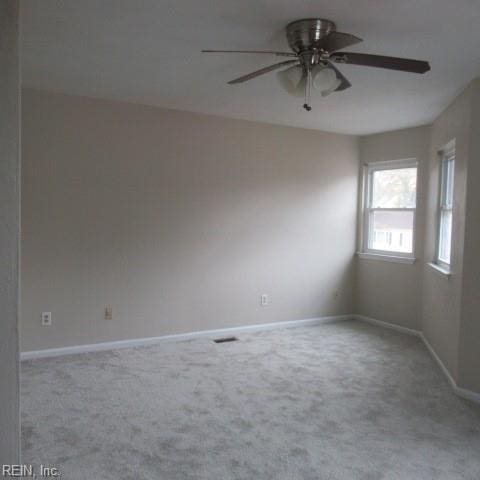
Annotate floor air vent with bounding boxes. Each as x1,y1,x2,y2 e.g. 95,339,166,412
213,336,238,344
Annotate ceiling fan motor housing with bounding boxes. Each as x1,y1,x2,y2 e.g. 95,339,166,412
286,18,336,53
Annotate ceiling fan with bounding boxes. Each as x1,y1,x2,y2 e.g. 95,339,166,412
202,18,430,111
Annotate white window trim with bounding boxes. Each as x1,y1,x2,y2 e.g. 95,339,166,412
360,158,418,261
434,145,455,272
357,252,416,264
427,262,451,279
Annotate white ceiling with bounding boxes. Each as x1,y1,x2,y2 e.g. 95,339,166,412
21,0,480,135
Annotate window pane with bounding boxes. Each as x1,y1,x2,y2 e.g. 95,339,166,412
372,167,417,208
444,158,455,207
438,209,452,264
370,210,414,253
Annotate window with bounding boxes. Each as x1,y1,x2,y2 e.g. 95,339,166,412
362,159,418,258
436,150,455,269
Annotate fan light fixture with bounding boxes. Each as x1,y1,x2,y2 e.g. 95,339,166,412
276,65,304,97
203,18,431,112
277,64,342,101
312,65,342,96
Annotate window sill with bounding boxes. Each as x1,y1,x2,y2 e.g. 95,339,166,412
427,262,451,278
357,252,416,264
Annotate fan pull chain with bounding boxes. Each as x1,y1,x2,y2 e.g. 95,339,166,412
303,69,312,111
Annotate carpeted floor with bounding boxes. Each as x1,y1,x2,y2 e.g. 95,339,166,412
21,320,480,480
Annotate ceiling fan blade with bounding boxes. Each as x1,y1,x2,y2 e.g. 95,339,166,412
330,52,430,73
202,49,297,57
317,32,363,53
228,60,299,84
326,62,351,91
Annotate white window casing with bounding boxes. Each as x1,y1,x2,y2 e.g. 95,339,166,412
436,148,455,270
361,158,418,260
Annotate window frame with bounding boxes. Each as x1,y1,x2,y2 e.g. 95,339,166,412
435,148,455,270
361,158,418,259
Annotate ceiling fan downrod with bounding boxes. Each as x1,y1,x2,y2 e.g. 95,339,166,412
303,68,312,111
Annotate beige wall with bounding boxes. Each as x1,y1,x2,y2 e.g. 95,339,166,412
20,85,480,396
355,84,478,392
458,78,480,392
0,0,20,463
421,85,472,381
21,89,359,351
355,91,480,396
356,126,431,330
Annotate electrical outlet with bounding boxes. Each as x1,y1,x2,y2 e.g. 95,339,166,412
41,312,52,326
105,307,113,320
260,294,269,306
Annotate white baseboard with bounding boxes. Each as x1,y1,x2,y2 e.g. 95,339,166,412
352,314,480,403
353,314,422,337
21,312,480,405
420,333,480,404
354,314,480,405
419,333,456,389
21,314,353,360
454,384,480,404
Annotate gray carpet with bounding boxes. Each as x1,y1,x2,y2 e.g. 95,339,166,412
21,320,480,480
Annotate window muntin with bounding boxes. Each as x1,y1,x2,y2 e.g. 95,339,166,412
363,160,418,257
436,152,455,268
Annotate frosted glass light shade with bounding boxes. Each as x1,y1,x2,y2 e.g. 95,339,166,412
312,66,341,97
276,65,305,97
